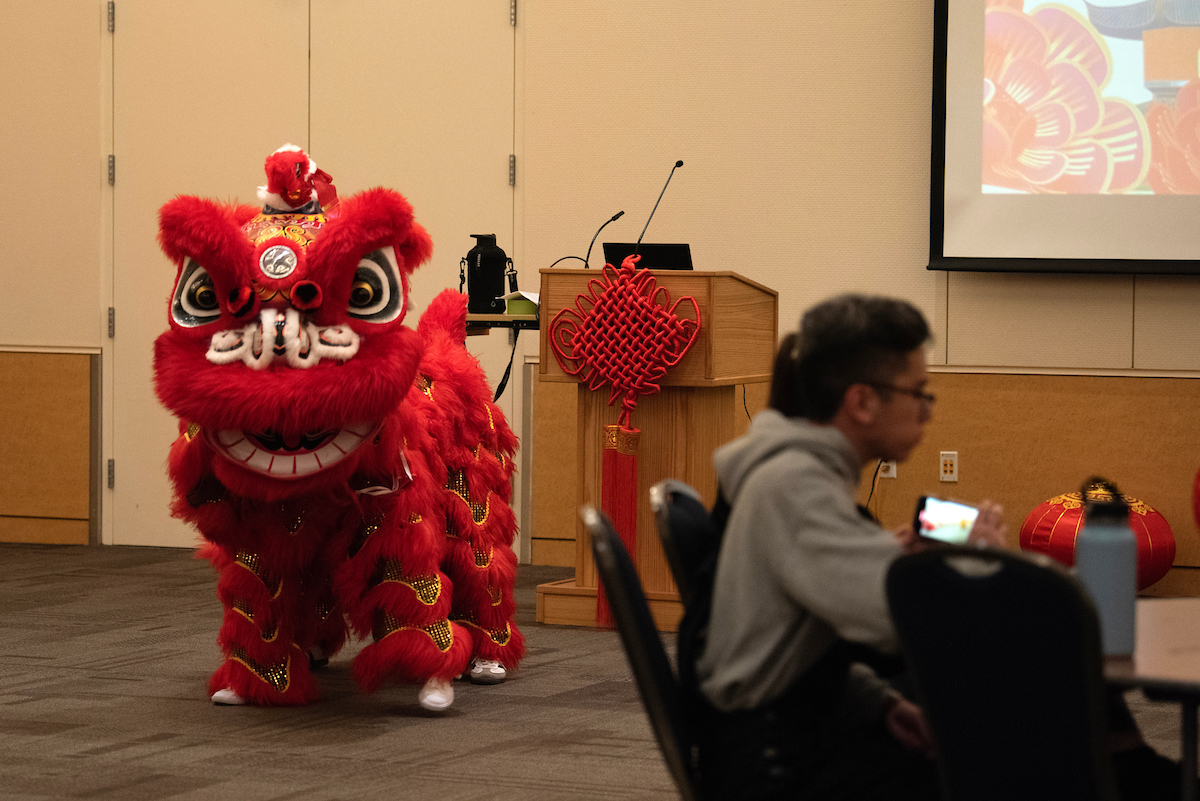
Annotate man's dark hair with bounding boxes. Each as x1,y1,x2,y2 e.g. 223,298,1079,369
769,294,931,422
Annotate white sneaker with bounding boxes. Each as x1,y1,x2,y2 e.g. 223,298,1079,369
211,688,246,705
417,676,454,712
469,659,507,685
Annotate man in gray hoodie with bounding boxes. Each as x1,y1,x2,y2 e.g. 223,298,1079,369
694,294,1005,799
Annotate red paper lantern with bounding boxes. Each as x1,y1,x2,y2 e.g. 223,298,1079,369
1020,487,1176,590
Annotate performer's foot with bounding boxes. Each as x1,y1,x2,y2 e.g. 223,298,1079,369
211,688,246,705
469,659,507,685
308,645,330,669
417,676,454,712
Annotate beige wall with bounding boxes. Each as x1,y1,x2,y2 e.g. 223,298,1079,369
521,1,947,361
519,1,1200,372
0,1,105,350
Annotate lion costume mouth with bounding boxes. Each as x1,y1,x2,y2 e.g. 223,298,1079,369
206,422,378,478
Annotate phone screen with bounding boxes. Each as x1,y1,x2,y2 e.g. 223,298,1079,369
914,496,980,545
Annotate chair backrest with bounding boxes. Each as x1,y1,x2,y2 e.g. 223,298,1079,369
649,478,722,606
583,505,698,801
886,547,1119,801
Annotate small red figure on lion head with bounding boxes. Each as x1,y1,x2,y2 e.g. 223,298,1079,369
153,145,523,711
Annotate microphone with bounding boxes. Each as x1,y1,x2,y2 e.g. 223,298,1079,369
635,160,684,255
584,210,625,269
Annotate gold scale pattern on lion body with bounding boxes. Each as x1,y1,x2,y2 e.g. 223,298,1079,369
235,550,282,597
230,647,291,693
447,468,489,524
378,559,442,605
373,612,454,652
454,617,513,647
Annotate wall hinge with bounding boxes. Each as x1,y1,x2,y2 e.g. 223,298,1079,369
108,2,115,33
510,0,516,26
107,459,115,490
509,154,516,187
107,307,115,338
108,154,115,185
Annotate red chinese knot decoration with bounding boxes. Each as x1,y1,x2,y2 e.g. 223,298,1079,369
547,254,701,625
1020,486,1176,590
548,255,701,428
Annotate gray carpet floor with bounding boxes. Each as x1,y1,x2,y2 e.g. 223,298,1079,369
0,543,1189,800
0,544,676,801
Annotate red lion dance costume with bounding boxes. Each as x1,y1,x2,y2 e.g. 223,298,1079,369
152,145,523,711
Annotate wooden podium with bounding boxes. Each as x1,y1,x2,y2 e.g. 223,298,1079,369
535,268,778,631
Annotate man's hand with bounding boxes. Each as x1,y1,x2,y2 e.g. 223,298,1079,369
885,697,937,757
894,524,931,555
968,500,1007,548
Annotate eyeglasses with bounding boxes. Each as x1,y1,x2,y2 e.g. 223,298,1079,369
867,382,936,405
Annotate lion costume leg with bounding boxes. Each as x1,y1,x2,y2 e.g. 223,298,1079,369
442,448,526,676
201,499,353,706
338,492,473,702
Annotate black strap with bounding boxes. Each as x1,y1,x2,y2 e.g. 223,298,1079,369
492,329,520,402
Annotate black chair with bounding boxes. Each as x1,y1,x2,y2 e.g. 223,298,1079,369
649,478,722,607
886,546,1119,801
582,505,699,801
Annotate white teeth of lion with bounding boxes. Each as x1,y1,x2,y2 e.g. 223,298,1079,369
331,430,361,453
246,449,273,473
217,430,242,447
268,455,297,476
294,452,321,475
314,442,344,465
226,439,255,462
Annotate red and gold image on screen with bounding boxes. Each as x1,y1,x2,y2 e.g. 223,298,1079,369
918,497,981,545
983,0,1200,194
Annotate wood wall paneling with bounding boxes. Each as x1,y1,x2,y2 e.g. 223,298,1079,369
530,379,578,566
534,383,739,629
858,372,1200,596
0,353,91,544
0,518,89,546
530,375,769,567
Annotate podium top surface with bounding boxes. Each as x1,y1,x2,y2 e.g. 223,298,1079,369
538,268,778,387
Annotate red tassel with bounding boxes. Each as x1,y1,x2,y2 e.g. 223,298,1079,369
597,424,640,627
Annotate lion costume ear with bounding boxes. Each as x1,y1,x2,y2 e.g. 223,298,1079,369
158,197,259,332
300,187,434,331
396,220,433,273
158,196,258,269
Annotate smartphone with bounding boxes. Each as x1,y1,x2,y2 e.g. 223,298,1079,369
913,495,980,545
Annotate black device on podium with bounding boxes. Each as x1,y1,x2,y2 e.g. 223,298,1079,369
600,160,691,270
602,242,693,271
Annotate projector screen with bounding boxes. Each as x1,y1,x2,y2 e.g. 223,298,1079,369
931,0,1200,273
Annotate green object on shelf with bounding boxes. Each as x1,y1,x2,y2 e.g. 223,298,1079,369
500,291,539,316
506,298,537,315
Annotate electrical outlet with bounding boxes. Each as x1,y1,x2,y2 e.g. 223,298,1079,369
939,451,958,482
878,460,897,479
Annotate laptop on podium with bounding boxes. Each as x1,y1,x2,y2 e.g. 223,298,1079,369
602,242,693,271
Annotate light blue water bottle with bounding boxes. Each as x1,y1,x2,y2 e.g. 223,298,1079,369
1074,477,1137,656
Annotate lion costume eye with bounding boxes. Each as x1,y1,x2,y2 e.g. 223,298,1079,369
349,279,376,308
172,260,222,327
347,247,403,323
